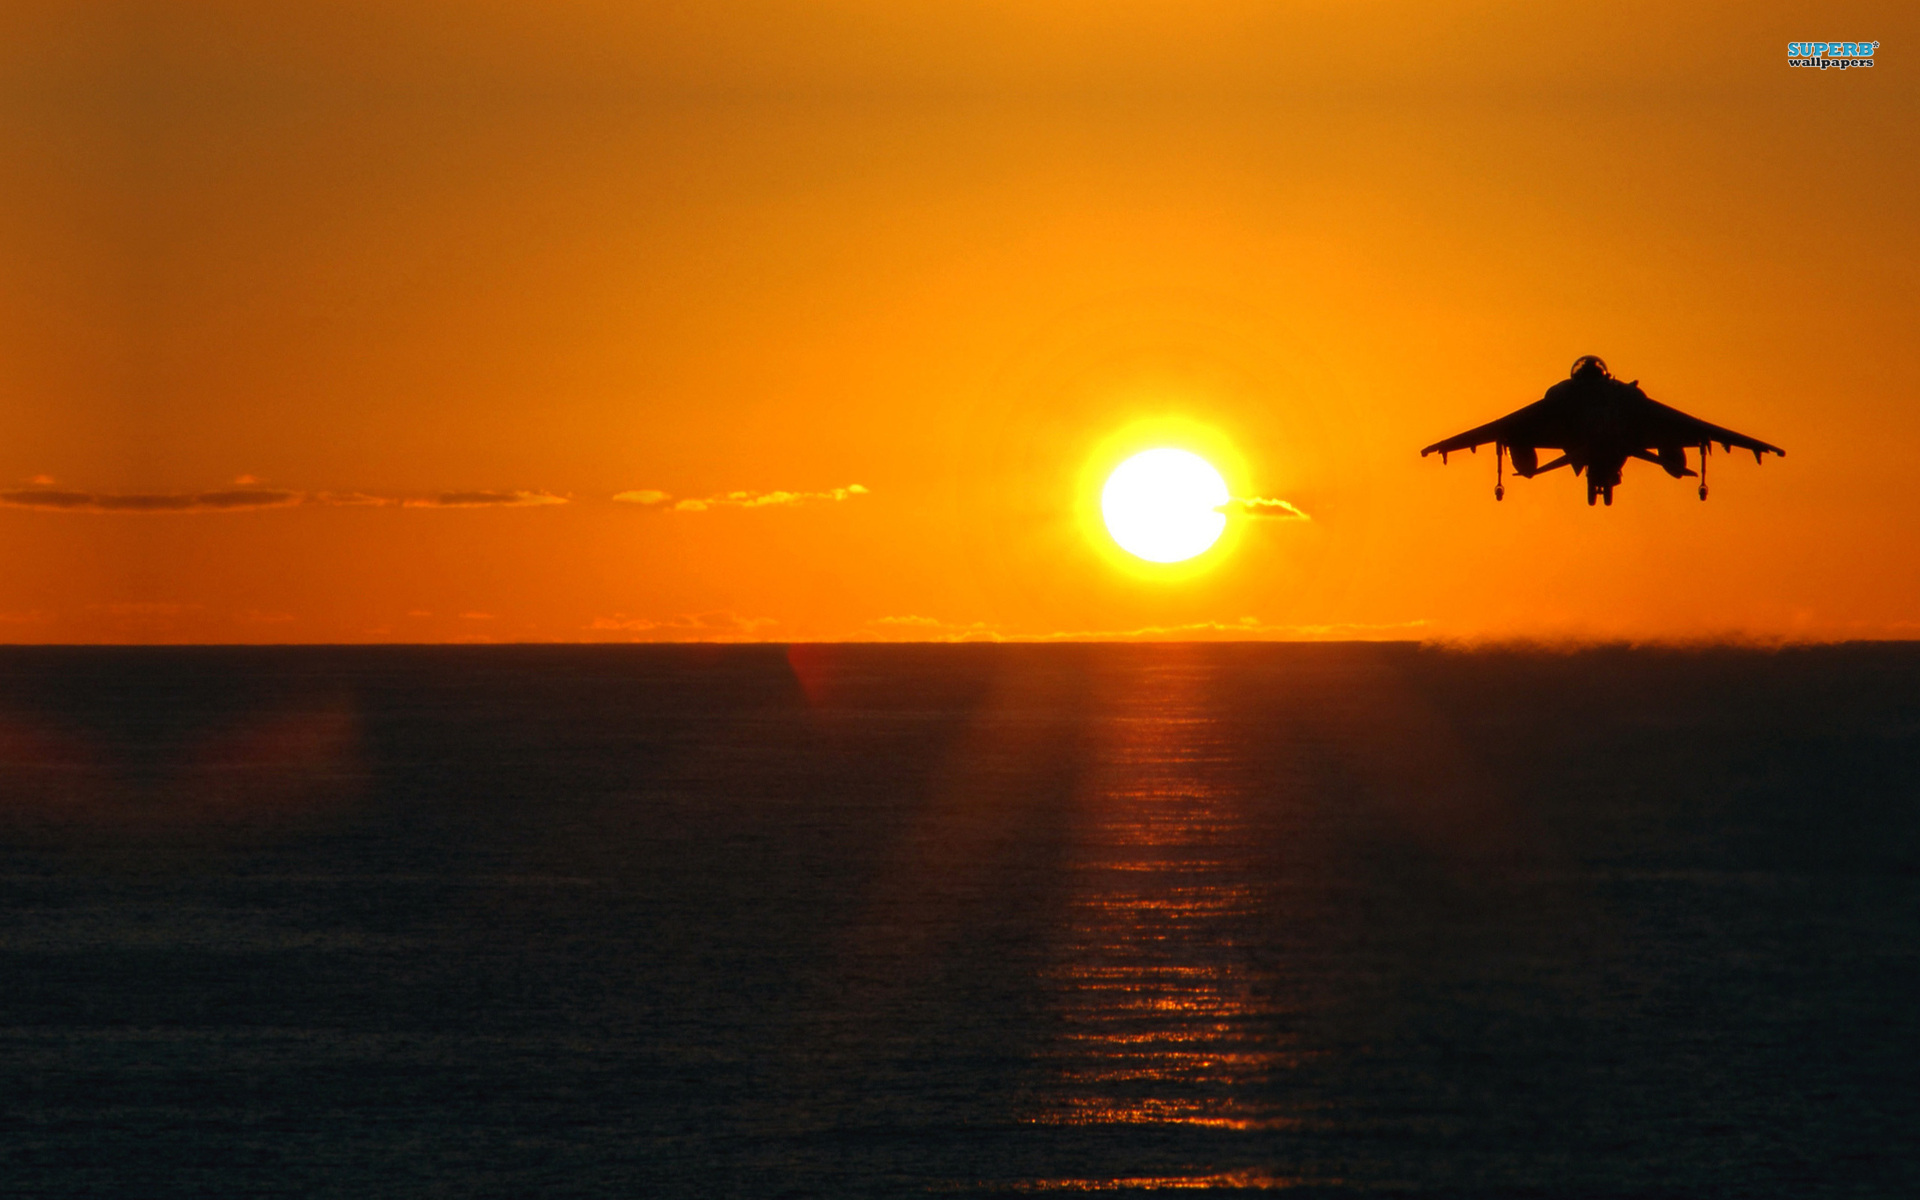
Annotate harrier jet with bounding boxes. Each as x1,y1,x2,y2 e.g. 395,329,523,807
1420,356,1784,506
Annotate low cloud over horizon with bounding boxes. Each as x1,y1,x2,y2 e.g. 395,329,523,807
1227,497,1311,520
0,480,873,516
0,488,569,512
586,611,781,639
613,484,868,512
864,615,1426,642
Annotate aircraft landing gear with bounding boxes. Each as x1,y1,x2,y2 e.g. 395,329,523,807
1698,443,1709,500
1603,485,1614,506
1587,481,1597,506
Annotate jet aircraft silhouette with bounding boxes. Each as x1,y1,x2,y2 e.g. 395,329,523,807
1421,356,1784,506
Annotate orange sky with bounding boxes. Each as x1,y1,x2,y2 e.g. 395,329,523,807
2,2,1915,643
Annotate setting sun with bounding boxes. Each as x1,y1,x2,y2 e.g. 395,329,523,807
1101,448,1230,564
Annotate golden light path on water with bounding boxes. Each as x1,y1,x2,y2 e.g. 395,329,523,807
989,1170,1311,1192
1005,650,1337,1192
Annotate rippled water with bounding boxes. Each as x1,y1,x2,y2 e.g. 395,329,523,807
2,644,1917,1196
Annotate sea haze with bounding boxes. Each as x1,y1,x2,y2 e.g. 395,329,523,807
1,644,1916,1197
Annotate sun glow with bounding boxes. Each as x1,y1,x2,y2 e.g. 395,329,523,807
1101,449,1229,564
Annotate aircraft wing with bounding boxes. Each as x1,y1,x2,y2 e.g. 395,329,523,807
1631,394,1784,459
1419,396,1556,457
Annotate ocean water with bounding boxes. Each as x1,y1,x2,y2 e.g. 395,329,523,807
1,643,1916,1197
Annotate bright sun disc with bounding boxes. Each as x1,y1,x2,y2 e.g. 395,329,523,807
1102,448,1229,563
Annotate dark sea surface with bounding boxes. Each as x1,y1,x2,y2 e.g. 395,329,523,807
1,643,1917,1198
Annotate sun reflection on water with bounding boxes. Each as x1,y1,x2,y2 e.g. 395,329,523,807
1013,652,1322,1185
983,1169,1314,1191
